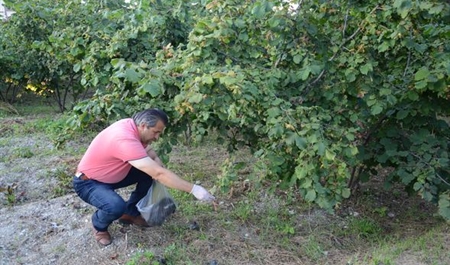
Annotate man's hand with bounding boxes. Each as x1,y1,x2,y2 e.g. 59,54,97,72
190,184,215,202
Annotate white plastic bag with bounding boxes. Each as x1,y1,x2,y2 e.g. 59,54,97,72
137,181,176,226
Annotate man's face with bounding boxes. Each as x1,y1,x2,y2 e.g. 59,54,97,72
139,120,165,145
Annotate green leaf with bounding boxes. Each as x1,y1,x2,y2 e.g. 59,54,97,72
310,64,322,74
251,3,266,18
398,169,415,185
325,149,336,160
341,188,351,199
415,67,430,81
419,2,433,10
350,146,358,156
125,68,141,83
429,5,444,14
345,132,355,141
202,75,214,85
317,142,325,156
415,80,428,90
92,76,99,86
188,93,203,104
141,80,160,97
407,91,419,101
379,88,391,96
344,68,356,82
233,162,246,170
413,182,423,191
396,109,408,120
300,177,312,189
305,189,317,202
299,68,311,80
295,137,307,149
293,54,302,64
267,107,281,118
296,167,308,181
268,154,285,166
378,41,390,52
394,0,412,18
285,131,297,146
438,194,450,220
234,18,246,28
73,63,81,73
268,17,280,28
219,76,236,85
360,63,373,75
111,58,124,69
371,104,383,115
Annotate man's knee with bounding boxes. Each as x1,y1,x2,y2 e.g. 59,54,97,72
106,197,127,217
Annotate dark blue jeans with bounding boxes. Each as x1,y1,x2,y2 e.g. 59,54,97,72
73,167,153,232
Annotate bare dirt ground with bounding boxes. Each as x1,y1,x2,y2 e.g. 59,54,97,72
0,115,448,265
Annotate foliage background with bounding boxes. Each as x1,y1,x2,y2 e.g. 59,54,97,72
1,0,449,218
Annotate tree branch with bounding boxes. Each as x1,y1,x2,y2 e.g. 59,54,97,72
343,9,349,39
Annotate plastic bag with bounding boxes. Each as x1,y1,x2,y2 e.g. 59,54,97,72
137,181,176,226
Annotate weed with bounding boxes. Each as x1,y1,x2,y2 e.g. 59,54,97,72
276,223,296,236
232,200,254,222
52,187,66,197
0,101,19,115
126,250,158,265
372,206,388,217
54,168,73,186
217,158,245,193
302,235,328,261
7,192,15,205
145,243,195,265
49,167,74,197
346,217,383,240
0,183,18,205
12,147,34,158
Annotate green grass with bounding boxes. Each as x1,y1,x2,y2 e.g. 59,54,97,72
347,225,450,265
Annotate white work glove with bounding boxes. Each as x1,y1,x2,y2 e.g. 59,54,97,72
190,184,215,202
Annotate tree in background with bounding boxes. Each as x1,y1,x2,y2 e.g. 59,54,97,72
1,0,449,219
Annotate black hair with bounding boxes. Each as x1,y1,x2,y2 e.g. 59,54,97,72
132,108,169,127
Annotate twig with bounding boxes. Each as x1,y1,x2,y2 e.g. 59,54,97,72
124,232,128,251
343,9,349,38
403,50,411,77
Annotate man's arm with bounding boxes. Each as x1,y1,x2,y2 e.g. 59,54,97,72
145,146,164,167
129,156,192,192
129,156,215,201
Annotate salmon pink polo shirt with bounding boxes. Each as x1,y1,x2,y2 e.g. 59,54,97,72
77,118,148,183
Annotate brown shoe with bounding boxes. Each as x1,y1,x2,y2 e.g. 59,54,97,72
93,228,112,246
118,214,150,227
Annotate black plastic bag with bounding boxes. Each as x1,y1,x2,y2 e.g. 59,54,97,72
137,181,176,226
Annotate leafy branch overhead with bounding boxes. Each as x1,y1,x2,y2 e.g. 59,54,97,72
1,0,449,218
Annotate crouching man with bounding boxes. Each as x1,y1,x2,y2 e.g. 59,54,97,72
73,108,214,246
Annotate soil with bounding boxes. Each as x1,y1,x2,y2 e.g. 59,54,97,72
0,115,447,265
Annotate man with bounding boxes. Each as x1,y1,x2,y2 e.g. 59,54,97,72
73,108,214,246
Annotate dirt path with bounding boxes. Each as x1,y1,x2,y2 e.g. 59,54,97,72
0,192,182,265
